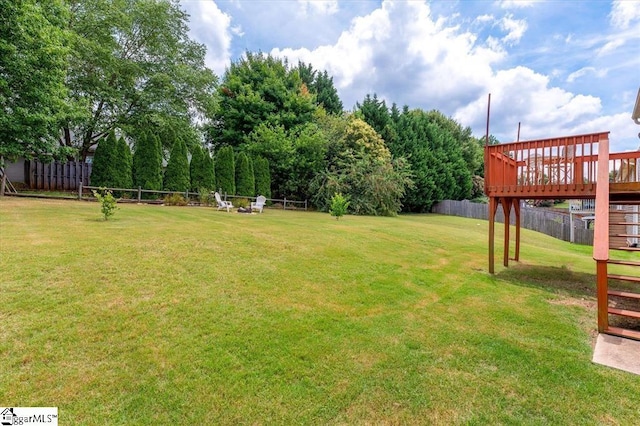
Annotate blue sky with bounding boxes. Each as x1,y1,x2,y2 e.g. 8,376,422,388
179,0,640,152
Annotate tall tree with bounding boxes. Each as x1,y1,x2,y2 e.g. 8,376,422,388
209,52,315,149
115,135,133,190
235,152,254,196
0,0,74,194
90,130,118,188
164,136,190,192
215,146,235,195
64,0,218,158
133,131,163,192
253,156,271,199
189,145,205,191
203,150,216,191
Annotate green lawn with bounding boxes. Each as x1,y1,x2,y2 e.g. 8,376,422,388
1,198,638,424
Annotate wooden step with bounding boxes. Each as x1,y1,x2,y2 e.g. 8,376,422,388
605,326,640,341
608,259,640,267
612,247,640,252
608,274,640,283
609,234,640,238
608,308,640,319
608,290,640,299
611,222,640,226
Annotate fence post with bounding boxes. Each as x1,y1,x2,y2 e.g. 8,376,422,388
284,197,287,210
138,186,142,202
305,200,307,211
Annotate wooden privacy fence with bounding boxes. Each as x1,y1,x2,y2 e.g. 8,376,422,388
28,160,91,190
432,200,594,245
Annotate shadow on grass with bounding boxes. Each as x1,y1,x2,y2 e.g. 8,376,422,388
496,264,596,298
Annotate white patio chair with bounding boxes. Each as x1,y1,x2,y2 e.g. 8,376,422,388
251,195,266,213
214,192,233,212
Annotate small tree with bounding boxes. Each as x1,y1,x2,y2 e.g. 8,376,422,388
253,156,271,199
115,135,133,190
90,131,118,187
215,146,235,195
235,152,255,196
329,193,350,220
92,188,118,220
164,136,190,192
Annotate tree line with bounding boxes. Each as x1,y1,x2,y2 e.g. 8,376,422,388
1,0,490,213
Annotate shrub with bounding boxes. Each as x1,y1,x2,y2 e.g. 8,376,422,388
163,192,188,206
190,145,205,191
234,197,249,208
92,188,118,220
198,188,211,206
115,135,133,191
329,193,349,220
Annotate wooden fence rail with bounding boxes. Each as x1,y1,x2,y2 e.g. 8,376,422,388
432,200,594,245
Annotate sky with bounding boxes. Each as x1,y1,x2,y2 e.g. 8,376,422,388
179,0,640,152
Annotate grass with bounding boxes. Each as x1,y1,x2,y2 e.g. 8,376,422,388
1,197,638,425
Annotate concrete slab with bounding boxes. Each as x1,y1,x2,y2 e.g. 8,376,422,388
592,334,640,375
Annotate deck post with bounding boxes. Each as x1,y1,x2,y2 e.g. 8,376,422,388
488,197,497,274
596,260,608,332
513,198,521,261
501,198,511,267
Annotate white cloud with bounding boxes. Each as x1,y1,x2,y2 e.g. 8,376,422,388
596,38,626,56
497,0,537,9
297,0,339,16
609,0,640,29
566,66,596,83
272,0,504,110
180,0,233,76
499,14,527,45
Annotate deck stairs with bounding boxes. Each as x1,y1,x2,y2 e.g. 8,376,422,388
600,199,640,340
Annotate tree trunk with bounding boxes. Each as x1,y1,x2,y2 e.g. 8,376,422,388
0,156,6,197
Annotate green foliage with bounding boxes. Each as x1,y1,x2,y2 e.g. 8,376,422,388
90,130,118,187
92,188,118,220
115,136,133,190
0,0,76,162
253,156,272,199
215,146,235,194
64,0,218,158
203,150,216,190
132,131,163,192
234,198,249,208
244,124,294,199
235,152,255,196
164,137,190,192
293,62,343,115
329,193,349,220
163,192,188,206
198,188,211,206
189,145,205,191
209,52,316,149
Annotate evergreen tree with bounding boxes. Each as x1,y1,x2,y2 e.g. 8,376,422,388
115,135,133,190
314,70,343,115
215,146,235,195
133,131,163,192
164,136,190,192
235,152,255,196
253,156,271,199
189,145,205,191
203,150,216,190
90,130,118,187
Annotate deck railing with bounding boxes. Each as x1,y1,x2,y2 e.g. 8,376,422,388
485,132,609,199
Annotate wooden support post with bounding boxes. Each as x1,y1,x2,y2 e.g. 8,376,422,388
501,198,511,267
138,186,142,202
596,260,608,333
78,182,83,200
513,200,520,261
488,197,497,274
